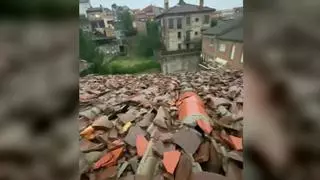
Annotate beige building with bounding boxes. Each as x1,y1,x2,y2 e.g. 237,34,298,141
86,6,115,38
156,0,215,52
202,18,243,70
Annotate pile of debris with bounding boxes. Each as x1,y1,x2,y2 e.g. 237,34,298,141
79,70,243,180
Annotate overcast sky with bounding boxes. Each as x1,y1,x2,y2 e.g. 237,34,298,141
90,0,243,10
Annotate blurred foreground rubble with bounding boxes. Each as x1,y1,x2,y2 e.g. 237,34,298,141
79,70,243,180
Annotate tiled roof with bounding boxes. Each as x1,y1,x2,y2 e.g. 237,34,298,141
80,0,90,3
218,26,243,42
202,17,242,36
79,71,243,180
86,7,102,13
156,2,215,18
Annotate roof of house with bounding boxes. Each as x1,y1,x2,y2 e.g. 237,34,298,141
202,17,242,36
143,5,164,13
156,0,215,18
218,26,243,42
80,0,90,3
86,7,102,13
104,8,112,12
86,7,112,13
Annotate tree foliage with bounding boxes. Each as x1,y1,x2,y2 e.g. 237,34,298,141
118,10,136,36
211,19,218,27
79,29,107,75
111,3,117,10
135,20,161,57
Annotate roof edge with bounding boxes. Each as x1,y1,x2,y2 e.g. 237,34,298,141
156,8,216,19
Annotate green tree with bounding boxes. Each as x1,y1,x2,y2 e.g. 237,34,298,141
135,20,161,57
146,20,161,50
211,19,218,27
111,3,117,10
118,10,136,36
79,29,107,75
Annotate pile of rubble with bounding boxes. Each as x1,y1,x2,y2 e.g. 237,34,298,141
79,70,243,180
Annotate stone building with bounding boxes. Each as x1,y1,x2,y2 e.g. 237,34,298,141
201,18,243,70
86,6,116,38
155,0,216,74
135,5,164,22
156,0,215,51
212,7,243,20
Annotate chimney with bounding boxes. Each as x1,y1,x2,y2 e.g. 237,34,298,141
199,0,204,9
164,0,169,10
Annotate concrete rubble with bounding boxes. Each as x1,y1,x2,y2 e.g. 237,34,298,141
79,70,243,180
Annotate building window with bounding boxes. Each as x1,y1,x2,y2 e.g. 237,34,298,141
169,18,174,29
230,44,236,60
195,18,199,22
177,32,181,39
178,44,182,50
204,15,210,24
241,52,243,63
186,16,191,25
219,43,226,52
177,18,182,29
186,31,191,41
186,43,190,49
195,31,198,36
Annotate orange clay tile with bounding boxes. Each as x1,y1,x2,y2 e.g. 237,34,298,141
94,147,124,170
197,119,213,134
162,151,181,174
177,92,207,121
229,135,243,151
80,126,95,140
136,135,148,157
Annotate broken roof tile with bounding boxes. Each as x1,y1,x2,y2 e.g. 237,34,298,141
117,161,130,179
96,166,118,180
118,110,137,124
108,128,118,140
136,135,148,157
80,126,96,140
80,138,106,153
80,71,243,180
194,141,210,163
124,125,147,147
226,151,243,163
172,128,202,154
92,115,114,130
120,122,133,134
94,147,124,170
196,119,213,134
153,106,170,129
138,111,155,128
191,172,227,180
152,140,175,157
162,151,181,175
128,156,139,173
226,161,242,180
175,153,192,180
229,135,243,151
